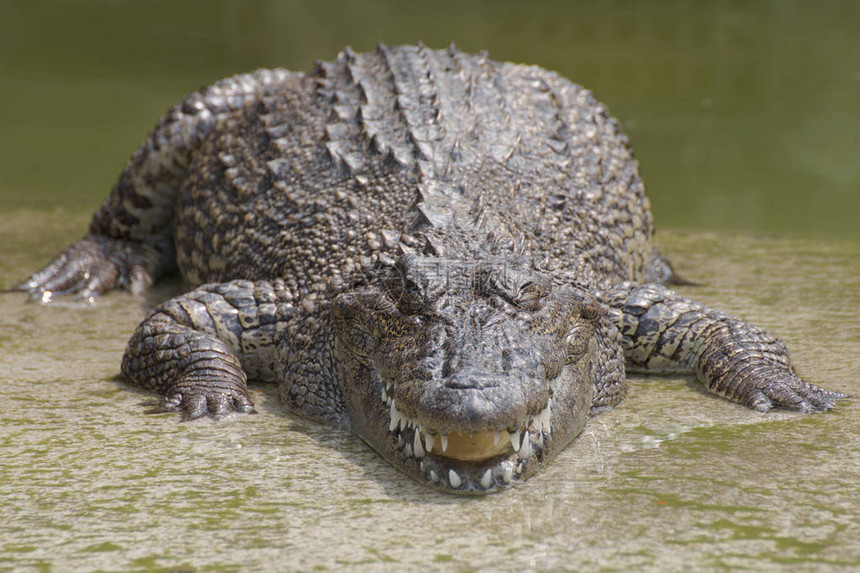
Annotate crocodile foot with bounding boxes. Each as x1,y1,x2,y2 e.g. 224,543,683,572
154,382,257,421
16,234,155,300
742,367,847,413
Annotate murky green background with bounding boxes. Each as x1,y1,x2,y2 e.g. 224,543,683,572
0,1,858,571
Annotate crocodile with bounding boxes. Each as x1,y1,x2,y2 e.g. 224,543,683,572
17,44,845,493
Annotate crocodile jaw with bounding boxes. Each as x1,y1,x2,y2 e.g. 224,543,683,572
351,363,593,494
383,391,555,492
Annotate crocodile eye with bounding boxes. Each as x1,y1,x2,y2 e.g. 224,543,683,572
332,293,379,364
565,312,598,364
394,280,428,315
475,267,552,311
566,329,589,363
381,265,425,315
513,280,552,311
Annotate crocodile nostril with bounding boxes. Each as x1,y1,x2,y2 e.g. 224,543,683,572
442,353,453,378
502,350,528,371
446,374,500,390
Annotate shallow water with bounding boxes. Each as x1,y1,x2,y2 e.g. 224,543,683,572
1,219,858,572
1,1,859,571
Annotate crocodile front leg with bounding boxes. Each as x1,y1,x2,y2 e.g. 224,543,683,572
602,282,846,412
121,279,293,419
18,68,295,299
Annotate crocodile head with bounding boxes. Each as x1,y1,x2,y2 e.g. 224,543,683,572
332,254,600,493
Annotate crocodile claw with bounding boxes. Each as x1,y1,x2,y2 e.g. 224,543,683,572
17,235,154,300
743,369,846,413
158,389,257,421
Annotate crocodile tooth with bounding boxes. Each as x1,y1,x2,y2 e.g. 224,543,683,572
430,470,439,483
404,444,413,458
544,405,552,434
419,460,426,472
493,431,503,446
388,401,400,432
448,469,462,488
413,429,425,459
440,433,448,452
510,429,521,452
518,431,532,459
502,466,513,483
537,433,544,448
480,469,493,489
424,432,435,453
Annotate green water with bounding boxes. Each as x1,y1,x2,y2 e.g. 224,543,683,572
1,1,858,571
2,0,859,238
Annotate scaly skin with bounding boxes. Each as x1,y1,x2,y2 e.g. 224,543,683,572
17,44,845,493
602,282,846,412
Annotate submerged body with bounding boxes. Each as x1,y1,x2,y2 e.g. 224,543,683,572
19,44,844,492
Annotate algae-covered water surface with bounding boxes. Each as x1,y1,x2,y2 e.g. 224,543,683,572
1,1,858,571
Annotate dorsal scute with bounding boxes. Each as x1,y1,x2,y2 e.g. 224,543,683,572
305,45,650,287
